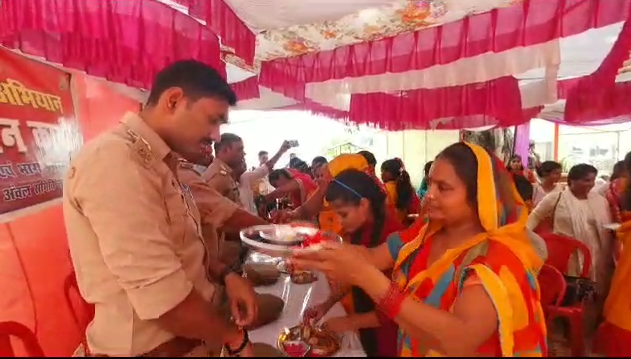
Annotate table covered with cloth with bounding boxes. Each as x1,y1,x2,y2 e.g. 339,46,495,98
247,254,367,357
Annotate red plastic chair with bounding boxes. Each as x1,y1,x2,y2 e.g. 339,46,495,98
539,233,592,356
540,233,592,277
0,321,44,357
63,272,95,356
538,264,567,325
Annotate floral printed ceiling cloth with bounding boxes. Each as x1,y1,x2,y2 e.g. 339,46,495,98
225,0,521,62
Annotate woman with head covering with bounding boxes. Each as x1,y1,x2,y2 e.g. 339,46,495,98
381,158,421,224
508,154,537,184
303,169,400,357
596,152,631,356
291,142,547,357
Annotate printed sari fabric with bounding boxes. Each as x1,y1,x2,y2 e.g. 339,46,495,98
604,177,626,224
386,143,547,357
596,210,631,356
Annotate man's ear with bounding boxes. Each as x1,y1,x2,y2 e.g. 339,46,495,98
160,87,185,112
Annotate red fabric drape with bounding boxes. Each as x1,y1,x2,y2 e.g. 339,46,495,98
186,0,256,65
260,0,629,101
74,74,141,142
562,13,631,123
348,76,524,130
0,0,224,90
230,76,260,102
274,80,543,129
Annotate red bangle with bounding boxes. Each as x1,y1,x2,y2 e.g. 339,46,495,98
378,282,405,320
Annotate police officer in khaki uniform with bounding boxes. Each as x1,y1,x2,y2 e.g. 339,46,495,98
203,133,243,203
63,60,257,357
178,159,264,270
178,160,286,330
202,133,246,267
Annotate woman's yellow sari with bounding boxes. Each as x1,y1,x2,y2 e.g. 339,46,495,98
387,143,546,356
596,208,631,355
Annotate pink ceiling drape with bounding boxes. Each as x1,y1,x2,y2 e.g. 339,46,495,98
0,0,224,90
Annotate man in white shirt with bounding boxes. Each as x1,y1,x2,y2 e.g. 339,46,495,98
238,141,291,214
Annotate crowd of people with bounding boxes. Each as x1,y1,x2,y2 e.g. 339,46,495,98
62,59,630,358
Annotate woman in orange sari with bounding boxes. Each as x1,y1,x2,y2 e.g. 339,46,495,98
292,142,547,356
596,153,631,356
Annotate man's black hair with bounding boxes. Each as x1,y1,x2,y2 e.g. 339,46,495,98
146,60,237,106
258,150,269,157
214,133,242,152
357,150,377,167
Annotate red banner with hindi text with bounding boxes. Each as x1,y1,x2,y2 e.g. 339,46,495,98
0,48,81,216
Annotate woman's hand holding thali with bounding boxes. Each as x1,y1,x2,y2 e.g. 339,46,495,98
290,242,369,286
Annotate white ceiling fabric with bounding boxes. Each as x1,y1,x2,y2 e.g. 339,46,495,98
223,0,396,31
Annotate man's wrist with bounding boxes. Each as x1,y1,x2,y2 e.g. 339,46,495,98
210,263,234,286
223,271,242,286
222,325,245,347
223,328,249,355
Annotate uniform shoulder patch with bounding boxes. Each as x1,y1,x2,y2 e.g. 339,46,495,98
126,129,156,168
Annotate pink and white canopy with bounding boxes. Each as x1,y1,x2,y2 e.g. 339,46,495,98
1,0,630,129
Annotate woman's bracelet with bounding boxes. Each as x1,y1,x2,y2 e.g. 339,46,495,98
223,329,249,356
377,281,405,320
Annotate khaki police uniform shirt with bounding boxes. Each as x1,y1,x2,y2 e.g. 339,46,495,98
63,112,216,357
178,160,239,257
202,159,240,205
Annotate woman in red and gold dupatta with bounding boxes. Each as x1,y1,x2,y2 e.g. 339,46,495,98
292,142,547,356
596,154,631,356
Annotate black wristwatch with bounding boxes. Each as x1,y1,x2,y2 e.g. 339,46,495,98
224,329,249,356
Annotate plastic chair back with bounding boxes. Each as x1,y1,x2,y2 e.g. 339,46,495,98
540,233,592,277
0,321,44,357
538,264,567,308
63,272,94,355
